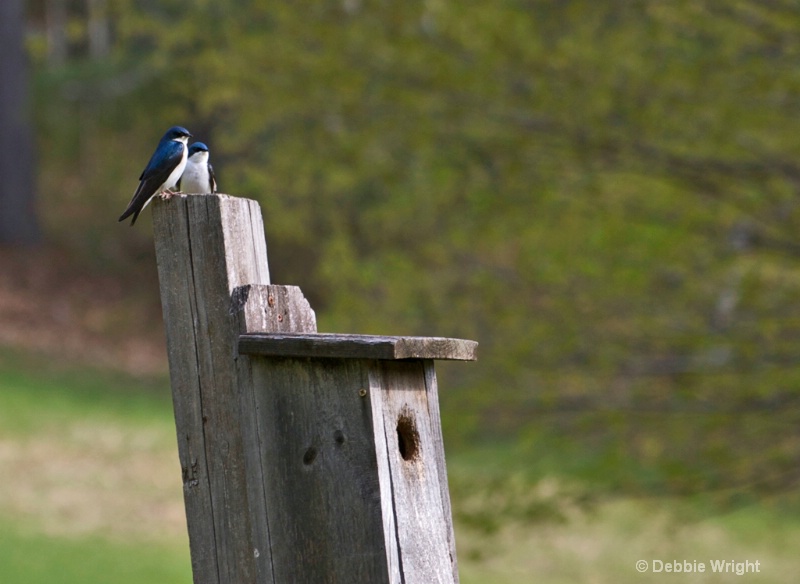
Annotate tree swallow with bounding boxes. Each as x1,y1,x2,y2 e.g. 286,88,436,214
178,142,217,194
118,125,192,226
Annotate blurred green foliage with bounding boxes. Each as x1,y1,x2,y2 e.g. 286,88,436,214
30,1,800,495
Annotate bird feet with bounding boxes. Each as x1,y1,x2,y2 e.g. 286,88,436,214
159,189,184,200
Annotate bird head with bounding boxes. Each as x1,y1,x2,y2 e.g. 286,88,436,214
164,126,192,145
188,142,210,157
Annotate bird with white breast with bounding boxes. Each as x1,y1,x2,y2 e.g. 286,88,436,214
178,142,218,195
118,125,192,226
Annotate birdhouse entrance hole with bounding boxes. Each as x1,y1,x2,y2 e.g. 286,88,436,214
397,409,420,462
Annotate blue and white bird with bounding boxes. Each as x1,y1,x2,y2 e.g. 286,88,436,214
177,142,217,194
118,125,192,226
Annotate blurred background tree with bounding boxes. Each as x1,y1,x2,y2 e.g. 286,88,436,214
17,0,800,497
0,0,40,244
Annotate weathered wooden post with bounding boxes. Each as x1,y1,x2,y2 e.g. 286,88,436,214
152,194,476,584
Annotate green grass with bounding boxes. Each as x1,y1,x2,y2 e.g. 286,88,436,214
455,496,800,584
0,347,173,434
0,347,189,583
2,347,800,583
0,523,191,584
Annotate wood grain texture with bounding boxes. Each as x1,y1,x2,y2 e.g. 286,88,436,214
153,194,271,584
231,283,318,582
153,193,466,584
232,284,317,334
152,195,220,583
239,333,478,361
423,361,460,583
249,357,391,583
368,360,459,584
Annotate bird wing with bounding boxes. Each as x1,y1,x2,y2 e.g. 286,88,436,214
209,163,218,193
119,141,185,225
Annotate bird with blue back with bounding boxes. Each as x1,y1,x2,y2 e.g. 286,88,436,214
178,142,218,195
118,126,192,226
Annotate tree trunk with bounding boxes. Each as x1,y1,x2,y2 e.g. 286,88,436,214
0,0,41,245
45,0,67,67
87,0,110,60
